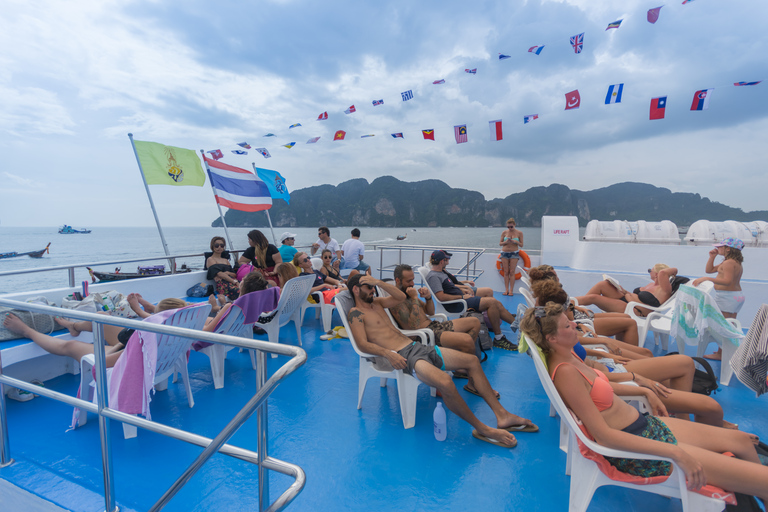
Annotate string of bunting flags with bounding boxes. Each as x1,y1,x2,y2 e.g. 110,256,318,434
203,1,761,161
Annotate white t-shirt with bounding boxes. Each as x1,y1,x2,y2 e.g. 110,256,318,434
315,237,341,255
341,238,365,269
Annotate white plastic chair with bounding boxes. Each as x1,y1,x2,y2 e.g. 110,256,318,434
625,294,678,350
197,303,246,389
79,304,211,438
335,291,428,429
524,335,726,512
520,288,535,308
416,266,466,319
301,290,336,333
310,257,323,271
250,274,314,363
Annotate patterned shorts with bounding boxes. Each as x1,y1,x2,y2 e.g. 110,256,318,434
215,279,240,301
426,319,455,346
605,414,677,477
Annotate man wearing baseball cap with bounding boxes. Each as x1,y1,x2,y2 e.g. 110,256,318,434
426,250,518,350
278,232,298,263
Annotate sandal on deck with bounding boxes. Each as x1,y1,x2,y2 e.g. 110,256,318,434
503,422,539,433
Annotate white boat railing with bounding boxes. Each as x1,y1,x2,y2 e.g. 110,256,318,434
0,299,306,512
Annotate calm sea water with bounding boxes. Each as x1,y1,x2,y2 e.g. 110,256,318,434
1,226,578,294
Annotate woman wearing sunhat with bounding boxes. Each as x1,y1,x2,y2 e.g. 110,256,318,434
693,237,745,360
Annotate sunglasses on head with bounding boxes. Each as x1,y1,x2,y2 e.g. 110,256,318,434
214,243,226,248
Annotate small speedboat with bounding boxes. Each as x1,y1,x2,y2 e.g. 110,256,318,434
396,234,407,240
0,243,50,260
58,225,91,234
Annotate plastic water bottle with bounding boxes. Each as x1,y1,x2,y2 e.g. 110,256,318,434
433,402,447,441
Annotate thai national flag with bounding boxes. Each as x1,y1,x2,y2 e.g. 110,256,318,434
203,156,272,212
464,68,477,74
690,89,713,111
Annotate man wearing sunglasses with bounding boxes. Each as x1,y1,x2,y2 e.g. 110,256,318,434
345,273,537,447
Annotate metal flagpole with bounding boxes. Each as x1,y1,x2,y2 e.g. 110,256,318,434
128,133,173,270
252,163,278,245
201,151,235,251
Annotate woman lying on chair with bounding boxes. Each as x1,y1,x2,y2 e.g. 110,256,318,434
0,277,268,369
575,263,678,317
520,302,767,499
529,265,642,346
533,279,741,429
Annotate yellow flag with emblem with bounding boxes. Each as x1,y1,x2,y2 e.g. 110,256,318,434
133,140,206,186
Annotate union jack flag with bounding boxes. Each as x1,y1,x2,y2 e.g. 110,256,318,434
570,32,584,54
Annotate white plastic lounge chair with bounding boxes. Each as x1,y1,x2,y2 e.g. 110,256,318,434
524,335,728,512
310,257,323,271
250,274,314,363
416,266,466,319
196,303,246,390
334,290,428,429
520,288,536,308
301,290,336,333
625,294,678,350
79,303,211,438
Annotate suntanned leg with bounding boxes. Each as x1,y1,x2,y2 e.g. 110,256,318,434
501,258,511,295
594,317,641,346
412,358,518,446
439,348,535,430
4,314,123,366
660,416,767,498
54,317,123,347
508,258,519,295
659,389,724,426
451,316,480,341
585,280,625,298
438,332,475,354
475,287,494,298
576,294,629,313
625,354,694,392
479,298,516,325
483,303,502,335
676,444,768,501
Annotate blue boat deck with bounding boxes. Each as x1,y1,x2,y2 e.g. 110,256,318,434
1,293,765,511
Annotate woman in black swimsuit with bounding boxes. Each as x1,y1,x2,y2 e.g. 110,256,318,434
206,236,240,301
319,249,344,282
576,264,678,316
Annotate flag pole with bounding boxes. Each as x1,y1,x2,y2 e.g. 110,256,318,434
128,133,173,271
252,163,278,245
201,151,235,251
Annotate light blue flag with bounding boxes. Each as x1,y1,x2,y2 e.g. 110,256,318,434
255,168,290,204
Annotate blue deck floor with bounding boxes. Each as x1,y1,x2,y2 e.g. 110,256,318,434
1,293,766,511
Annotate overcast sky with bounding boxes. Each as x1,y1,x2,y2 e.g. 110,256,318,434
1,0,766,227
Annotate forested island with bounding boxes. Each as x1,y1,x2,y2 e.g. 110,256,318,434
212,178,767,228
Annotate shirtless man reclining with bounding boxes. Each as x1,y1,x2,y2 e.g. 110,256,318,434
345,273,537,448
389,264,498,398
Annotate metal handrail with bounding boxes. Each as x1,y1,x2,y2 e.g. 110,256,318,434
374,244,487,281
0,299,306,512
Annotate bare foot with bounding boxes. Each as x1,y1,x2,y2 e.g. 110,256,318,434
477,425,518,447
498,412,537,431
55,317,81,337
3,313,34,337
502,292,509,296
704,348,722,361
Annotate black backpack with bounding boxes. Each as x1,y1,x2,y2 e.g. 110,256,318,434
666,352,719,395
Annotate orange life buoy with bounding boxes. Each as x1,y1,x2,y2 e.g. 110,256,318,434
496,250,530,280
